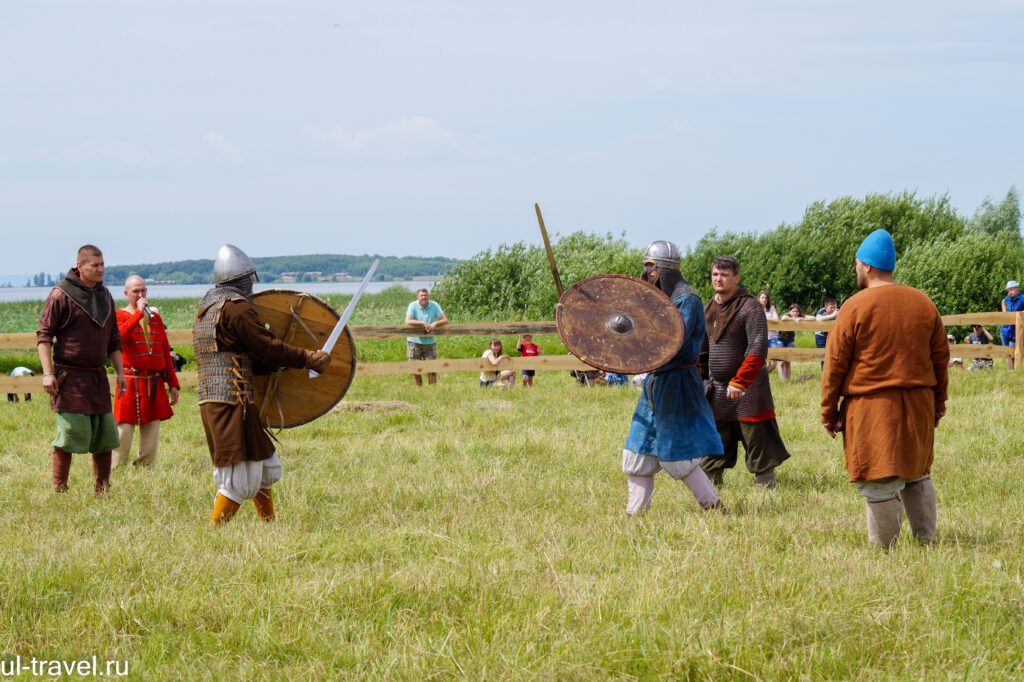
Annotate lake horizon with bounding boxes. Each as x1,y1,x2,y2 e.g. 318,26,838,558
0,280,433,303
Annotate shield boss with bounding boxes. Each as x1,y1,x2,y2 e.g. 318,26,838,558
557,274,684,374
251,289,357,428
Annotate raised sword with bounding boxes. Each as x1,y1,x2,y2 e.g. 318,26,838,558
309,258,380,378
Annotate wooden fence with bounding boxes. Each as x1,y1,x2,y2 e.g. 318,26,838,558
2,313,1021,392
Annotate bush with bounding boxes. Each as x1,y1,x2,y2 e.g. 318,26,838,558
896,232,1024,316
680,191,969,310
432,232,641,320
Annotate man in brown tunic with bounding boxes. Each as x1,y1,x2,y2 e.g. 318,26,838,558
37,244,127,493
197,244,330,526
821,229,949,547
700,255,791,488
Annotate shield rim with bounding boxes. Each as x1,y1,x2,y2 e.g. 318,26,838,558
252,288,357,428
556,274,684,375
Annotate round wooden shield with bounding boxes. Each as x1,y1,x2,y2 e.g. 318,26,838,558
251,289,357,428
556,274,684,374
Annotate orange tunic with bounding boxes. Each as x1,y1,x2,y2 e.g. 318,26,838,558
820,284,949,482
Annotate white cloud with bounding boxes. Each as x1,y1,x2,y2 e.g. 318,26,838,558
303,116,456,161
203,132,241,161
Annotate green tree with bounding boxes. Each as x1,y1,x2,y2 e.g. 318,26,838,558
432,232,641,320
896,232,1024,316
970,187,1022,244
680,191,968,311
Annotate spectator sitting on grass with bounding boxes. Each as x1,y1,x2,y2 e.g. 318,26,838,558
815,297,840,369
777,303,814,381
480,338,511,387
758,291,780,375
964,325,994,371
947,335,963,369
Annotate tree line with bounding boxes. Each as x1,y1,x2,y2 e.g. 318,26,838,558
101,253,459,285
433,189,1023,320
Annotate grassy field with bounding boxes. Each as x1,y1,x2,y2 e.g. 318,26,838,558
1,353,1023,679
2,292,1022,679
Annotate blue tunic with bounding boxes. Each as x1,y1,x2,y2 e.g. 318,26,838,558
624,292,724,461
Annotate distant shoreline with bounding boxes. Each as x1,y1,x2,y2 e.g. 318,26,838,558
0,280,434,304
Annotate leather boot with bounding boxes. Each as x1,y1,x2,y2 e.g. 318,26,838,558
754,468,776,489
901,478,937,544
92,451,112,494
253,488,276,521
866,497,903,548
209,493,242,527
52,448,72,493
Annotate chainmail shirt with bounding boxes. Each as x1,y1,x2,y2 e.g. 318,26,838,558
702,295,774,421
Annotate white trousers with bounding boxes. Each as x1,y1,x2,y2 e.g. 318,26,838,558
622,449,719,513
114,421,161,467
213,453,283,504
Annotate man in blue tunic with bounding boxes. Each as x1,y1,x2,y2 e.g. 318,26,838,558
622,241,726,515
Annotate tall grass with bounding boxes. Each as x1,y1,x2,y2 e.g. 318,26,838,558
1,359,1022,679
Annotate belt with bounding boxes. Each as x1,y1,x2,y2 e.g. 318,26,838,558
125,369,162,378
55,363,104,372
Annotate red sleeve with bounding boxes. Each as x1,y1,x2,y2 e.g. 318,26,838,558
118,309,144,338
729,354,764,390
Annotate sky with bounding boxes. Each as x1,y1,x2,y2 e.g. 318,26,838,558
2,0,1023,277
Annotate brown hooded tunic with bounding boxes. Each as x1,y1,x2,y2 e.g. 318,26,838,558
820,284,949,482
36,274,121,415
198,299,311,467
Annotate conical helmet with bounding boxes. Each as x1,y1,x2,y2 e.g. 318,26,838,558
213,244,257,284
643,240,681,271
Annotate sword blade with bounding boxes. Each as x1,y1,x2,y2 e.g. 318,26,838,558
309,258,380,378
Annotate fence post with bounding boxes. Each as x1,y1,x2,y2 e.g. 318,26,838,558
1016,312,1023,370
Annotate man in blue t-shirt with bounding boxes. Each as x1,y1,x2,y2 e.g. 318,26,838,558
1001,280,1022,370
405,288,448,386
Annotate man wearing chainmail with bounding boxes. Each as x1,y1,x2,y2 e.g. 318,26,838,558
700,255,791,488
621,241,726,515
196,244,331,526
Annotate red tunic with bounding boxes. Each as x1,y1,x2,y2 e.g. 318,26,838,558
113,309,179,425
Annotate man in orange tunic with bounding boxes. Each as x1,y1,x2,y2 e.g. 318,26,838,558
113,275,180,467
821,229,949,548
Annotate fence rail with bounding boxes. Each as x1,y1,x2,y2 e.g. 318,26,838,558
3,312,1021,392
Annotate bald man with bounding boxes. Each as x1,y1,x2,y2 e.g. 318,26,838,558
113,275,179,467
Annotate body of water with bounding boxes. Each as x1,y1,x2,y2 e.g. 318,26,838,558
0,280,433,303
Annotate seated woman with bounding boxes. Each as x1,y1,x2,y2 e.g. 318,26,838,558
480,338,511,387
778,303,814,381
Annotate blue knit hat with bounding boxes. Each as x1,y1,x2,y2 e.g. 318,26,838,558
856,229,896,271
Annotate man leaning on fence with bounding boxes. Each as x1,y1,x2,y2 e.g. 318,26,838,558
405,288,448,386
821,229,949,548
37,244,127,494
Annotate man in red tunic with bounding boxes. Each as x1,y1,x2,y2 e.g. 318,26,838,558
113,275,180,467
37,244,127,493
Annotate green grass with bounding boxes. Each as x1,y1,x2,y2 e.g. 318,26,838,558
1,360,1022,679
